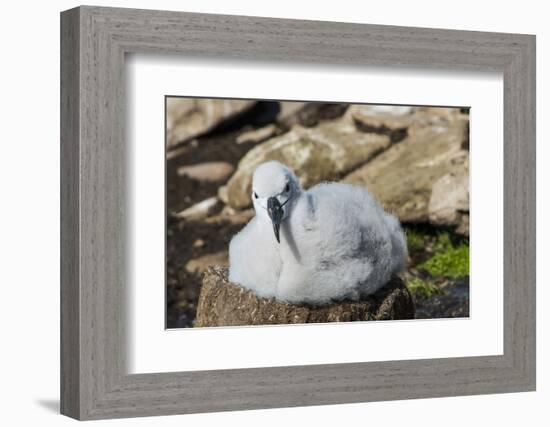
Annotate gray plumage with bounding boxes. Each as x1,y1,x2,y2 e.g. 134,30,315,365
228,161,407,304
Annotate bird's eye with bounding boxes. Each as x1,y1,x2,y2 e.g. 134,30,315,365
285,184,290,192
254,192,258,199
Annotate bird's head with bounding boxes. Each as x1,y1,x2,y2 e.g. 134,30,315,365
251,161,301,243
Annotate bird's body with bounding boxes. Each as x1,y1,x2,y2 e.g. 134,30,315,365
228,161,407,305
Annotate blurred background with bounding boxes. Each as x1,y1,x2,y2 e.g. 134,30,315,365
166,98,470,328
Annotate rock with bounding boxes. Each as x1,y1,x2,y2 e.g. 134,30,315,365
177,161,235,183
226,121,391,209
344,115,469,224
217,185,229,204
416,106,461,119
166,143,194,161
167,98,256,148
278,102,349,128
428,160,469,229
195,267,415,327
202,208,255,226
349,105,412,143
236,124,281,145
172,197,222,221
409,108,468,132
413,277,469,319
456,215,469,236
193,238,205,248
352,105,414,117
185,252,228,275
277,101,308,121
409,108,469,151
458,115,470,150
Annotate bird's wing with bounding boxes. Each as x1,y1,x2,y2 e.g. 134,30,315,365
299,192,318,232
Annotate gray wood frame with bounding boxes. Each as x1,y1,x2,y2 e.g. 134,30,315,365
60,5,536,420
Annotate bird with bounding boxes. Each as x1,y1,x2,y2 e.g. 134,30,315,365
228,160,407,305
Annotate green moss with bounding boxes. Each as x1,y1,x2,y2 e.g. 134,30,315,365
407,277,442,298
419,244,469,278
404,226,469,299
433,232,453,253
405,229,426,252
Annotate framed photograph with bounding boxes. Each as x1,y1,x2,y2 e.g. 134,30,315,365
61,6,536,420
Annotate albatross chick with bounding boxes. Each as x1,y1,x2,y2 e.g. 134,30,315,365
228,161,407,304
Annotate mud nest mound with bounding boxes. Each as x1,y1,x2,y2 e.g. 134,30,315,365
195,266,415,327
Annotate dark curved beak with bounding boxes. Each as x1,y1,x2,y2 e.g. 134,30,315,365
267,197,283,243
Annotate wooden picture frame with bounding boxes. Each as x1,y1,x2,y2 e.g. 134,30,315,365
60,5,536,420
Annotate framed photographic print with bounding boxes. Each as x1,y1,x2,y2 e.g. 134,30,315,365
60,6,536,420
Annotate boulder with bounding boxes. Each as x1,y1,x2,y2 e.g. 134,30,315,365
277,102,349,128
351,105,414,117
348,104,412,143
185,252,229,275
415,106,462,120
172,197,222,221
428,160,469,230
225,121,391,209
217,185,230,205
195,266,415,327
177,161,235,183
343,113,469,224
202,208,255,226
167,98,256,148
236,124,281,145
408,108,469,151
456,215,470,236
276,101,307,122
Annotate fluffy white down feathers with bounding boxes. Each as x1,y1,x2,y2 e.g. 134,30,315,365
228,161,407,304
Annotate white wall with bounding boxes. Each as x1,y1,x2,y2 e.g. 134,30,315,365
0,0,546,425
